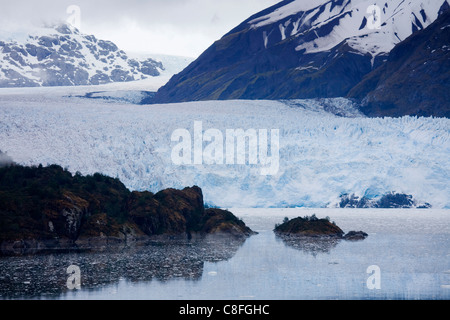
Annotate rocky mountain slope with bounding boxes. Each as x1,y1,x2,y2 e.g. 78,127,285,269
348,7,450,117
153,0,448,104
0,24,163,87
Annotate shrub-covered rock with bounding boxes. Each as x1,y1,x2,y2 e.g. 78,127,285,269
0,164,255,255
274,216,368,241
274,216,344,238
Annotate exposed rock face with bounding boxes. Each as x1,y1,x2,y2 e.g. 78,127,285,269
127,187,204,237
0,24,164,88
57,193,90,240
199,208,257,238
152,186,205,236
0,164,255,255
349,8,450,117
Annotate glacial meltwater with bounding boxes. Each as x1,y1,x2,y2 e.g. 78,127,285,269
1,209,449,300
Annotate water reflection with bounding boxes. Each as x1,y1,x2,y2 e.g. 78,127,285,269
0,236,247,299
275,234,342,256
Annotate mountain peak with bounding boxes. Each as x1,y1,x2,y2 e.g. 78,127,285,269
52,23,79,35
0,24,163,88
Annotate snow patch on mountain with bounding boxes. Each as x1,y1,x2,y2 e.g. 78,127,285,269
248,0,446,57
249,0,326,27
0,24,164,88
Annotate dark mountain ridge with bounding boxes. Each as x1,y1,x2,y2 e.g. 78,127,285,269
151,0,449,118
348,8,450,117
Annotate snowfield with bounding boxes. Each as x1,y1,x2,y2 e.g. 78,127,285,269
0,87,449,208
248,0,445,58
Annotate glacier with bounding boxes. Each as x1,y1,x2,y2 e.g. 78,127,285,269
0,88,449,208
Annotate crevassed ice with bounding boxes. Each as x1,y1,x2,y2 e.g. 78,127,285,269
0,93,448,208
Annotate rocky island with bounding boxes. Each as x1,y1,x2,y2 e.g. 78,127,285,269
273,215,368,255
274,215,368,240
0,162,256,255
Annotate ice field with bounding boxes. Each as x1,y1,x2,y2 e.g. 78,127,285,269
0,86,449,208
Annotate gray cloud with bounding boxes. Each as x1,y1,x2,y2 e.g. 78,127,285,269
0,0,279,57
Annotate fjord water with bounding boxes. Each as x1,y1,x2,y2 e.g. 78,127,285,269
1,209,449,300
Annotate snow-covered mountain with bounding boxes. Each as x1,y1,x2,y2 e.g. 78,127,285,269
349,8,450,117
153,0,449,105
247,0,445,57
0,24,164,87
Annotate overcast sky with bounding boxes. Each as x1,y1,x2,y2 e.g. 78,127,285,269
0,0,280,57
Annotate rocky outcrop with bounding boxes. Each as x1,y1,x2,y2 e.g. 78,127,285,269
0,164,255,255
198,208,257,238
274,215,368,240
274,216,345,238
273,216,368,256
127,187,203,238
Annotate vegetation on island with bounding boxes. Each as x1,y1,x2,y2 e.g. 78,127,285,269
274,215,367,240
0,160,256,255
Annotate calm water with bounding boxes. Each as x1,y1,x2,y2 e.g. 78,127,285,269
1,209,449,300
